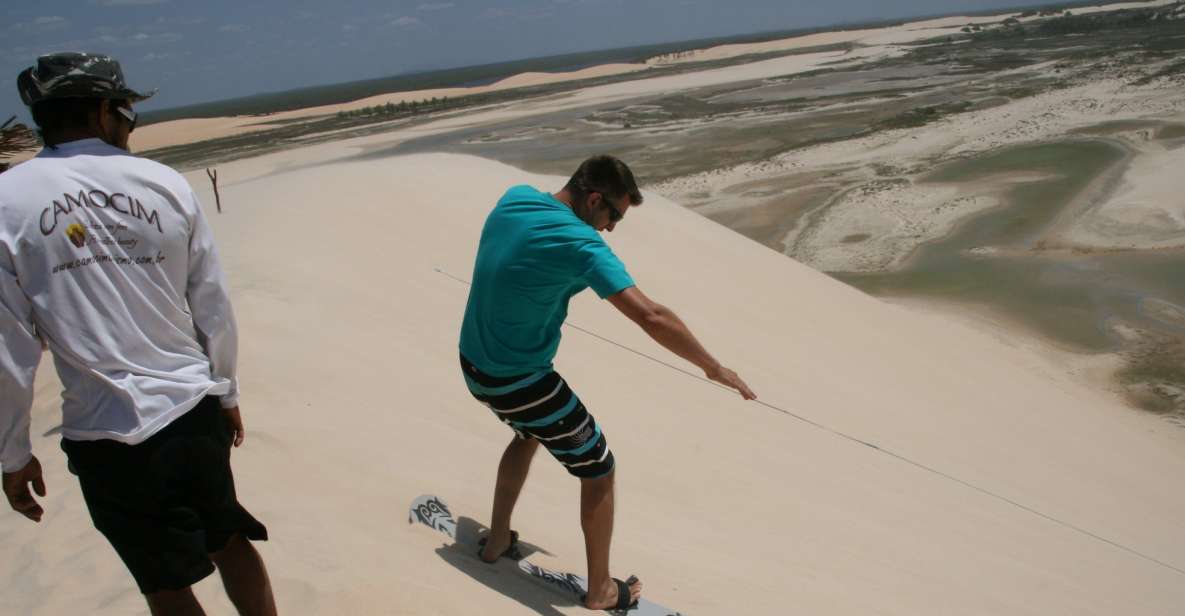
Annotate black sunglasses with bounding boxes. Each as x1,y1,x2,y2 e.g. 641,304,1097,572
595,192,625,222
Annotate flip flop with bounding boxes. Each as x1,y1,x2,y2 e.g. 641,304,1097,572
581,575,640,612
476,530,521,563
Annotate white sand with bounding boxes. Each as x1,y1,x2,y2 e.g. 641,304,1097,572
2,146,1183,615
131,63,650,152
1059,138,1185,250
656,72,1185,272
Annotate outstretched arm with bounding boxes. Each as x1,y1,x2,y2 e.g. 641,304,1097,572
608,286,756,400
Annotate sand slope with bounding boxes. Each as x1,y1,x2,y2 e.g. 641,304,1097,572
3,148,1182,615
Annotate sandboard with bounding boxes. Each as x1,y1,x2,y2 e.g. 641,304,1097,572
408,494,685,615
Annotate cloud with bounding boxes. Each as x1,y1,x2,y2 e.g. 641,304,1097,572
91,26,184,46
219,24,249,33
9,16,70,32
417,2,454,10
480,6,554,20
155,16,206,26
6,26,182,63
481,7,514,19
143,31,182,43
391,16,423,28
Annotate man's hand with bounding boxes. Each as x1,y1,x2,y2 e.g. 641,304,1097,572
609,287,758,401
223,406,245,447
706,365,757,400
3,456,46,523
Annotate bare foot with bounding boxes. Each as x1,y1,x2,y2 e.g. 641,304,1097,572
585,576,642,610
479,530,516,563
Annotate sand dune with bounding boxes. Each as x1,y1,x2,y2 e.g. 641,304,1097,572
130,64,649,152
3,148,1182,615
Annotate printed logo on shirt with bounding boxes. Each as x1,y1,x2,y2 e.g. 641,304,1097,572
65,223,87,248
50,220,164,274
40,189,163,236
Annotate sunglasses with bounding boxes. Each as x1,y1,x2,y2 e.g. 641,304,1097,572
595,192,625,222
114,105,137,132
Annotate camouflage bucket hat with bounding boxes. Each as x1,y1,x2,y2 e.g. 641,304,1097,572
17,52,156,106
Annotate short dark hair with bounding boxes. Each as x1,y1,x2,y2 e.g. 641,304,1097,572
564,155,643,206
29,97,105,143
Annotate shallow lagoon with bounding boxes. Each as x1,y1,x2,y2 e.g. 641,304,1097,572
838,140,1185,411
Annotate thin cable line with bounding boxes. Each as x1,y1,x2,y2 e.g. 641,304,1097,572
435,267,1185,576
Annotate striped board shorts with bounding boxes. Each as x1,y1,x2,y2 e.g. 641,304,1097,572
460,354,614,479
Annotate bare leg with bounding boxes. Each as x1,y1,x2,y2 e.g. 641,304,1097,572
146,587,206,616
209,533,278,616
480,436,539,561
580,470,641,609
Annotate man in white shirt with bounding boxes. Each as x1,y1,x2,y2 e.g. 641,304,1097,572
0,52,276,616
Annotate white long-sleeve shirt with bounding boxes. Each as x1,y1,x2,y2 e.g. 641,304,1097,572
0,138,238,472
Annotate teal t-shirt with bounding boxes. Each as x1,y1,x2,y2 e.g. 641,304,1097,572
460,185,635,376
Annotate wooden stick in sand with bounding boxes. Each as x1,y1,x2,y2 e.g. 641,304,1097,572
206,168,222,213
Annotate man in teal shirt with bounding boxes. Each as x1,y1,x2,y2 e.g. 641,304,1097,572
460,155,755,611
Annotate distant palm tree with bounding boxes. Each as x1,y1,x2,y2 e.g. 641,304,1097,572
0,115,39,173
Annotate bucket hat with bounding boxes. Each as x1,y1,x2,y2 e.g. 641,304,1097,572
17,52,156,106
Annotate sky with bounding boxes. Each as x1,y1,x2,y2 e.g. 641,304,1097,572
2,0,1066,120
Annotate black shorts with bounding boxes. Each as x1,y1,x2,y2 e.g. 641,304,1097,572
61,396,268,595
461,354,615,479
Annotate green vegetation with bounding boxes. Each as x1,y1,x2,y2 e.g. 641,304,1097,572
334,97,454,120
1037,12,1137,35
1132,59,1185,86
996,85,1045,100
1118,336,1185,416
876,101,974,130
768,67,842,82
